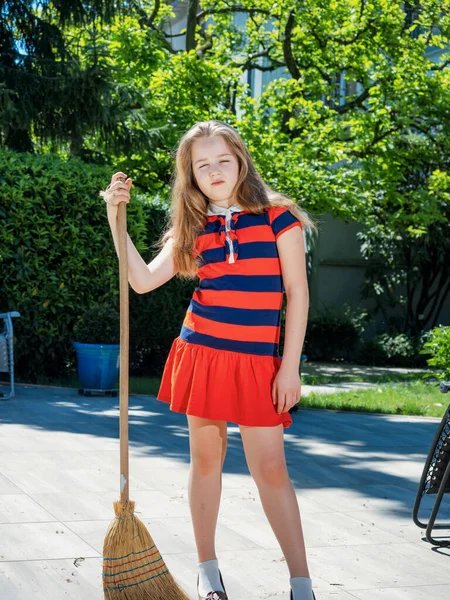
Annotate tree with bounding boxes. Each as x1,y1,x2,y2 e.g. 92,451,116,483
4,0,450,333
90,0,450,223
0,0,139,154
358,132,450,336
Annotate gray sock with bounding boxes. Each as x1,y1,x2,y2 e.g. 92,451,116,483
290,576,314,600
198,558,224,596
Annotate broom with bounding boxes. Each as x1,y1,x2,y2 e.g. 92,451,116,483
102,193,191,600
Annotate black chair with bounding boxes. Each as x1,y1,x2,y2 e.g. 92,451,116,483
412,381,450,547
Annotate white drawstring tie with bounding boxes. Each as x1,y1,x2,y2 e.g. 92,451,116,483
207,201,243,264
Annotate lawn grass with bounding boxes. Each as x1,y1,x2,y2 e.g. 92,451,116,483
301,381,449,418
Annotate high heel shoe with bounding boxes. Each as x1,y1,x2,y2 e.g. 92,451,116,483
290,590,316,600
197,569,228,600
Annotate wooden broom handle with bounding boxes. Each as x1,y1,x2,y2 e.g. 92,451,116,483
117,201,129,503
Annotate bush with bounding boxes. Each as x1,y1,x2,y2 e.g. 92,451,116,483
129,276,194,375
421,325,450,379
299,303,366,362
0,149,195,381
73,304,120,344
356,332,429,367
127,196,196,376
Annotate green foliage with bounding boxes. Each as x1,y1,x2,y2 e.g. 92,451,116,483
0,148,144,378
73,303,120,344
301,303,367,361
421,326,450,379
358,133,450,336
0,148,193,380
129,277,194,376
356,332,428,367
127,199,197,376
3,1,450,372
6,1,450,229
1,0,129,153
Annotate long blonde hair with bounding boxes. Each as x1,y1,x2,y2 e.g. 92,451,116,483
157,119,317,278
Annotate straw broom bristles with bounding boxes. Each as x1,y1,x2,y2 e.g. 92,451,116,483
102,499,190,599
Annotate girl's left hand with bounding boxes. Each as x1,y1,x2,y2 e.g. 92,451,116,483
272,366,301,414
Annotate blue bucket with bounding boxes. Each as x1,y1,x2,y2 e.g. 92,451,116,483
73,342,120,390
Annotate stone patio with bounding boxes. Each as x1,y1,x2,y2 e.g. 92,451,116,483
0,382,449,599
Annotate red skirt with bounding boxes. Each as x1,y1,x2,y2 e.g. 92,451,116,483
156,337,293,429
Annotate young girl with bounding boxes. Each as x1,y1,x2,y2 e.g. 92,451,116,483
102,120,317,600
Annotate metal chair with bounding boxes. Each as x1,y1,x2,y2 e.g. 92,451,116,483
0,311,21,400
412,381,450,547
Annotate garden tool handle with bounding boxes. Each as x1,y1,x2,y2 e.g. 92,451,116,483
117,200,130,503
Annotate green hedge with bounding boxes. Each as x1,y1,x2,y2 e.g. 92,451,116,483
356,332,429,367
300,303,365,362
0,149,195,381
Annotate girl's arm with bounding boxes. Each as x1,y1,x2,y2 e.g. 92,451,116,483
277,224,309,373
272,224,309,414
106,203,177,294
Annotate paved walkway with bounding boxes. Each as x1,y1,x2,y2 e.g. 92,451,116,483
301,362,430,379
0,382,449,599
301,381,380,396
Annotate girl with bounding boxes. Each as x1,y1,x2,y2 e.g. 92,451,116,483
101,120,317,600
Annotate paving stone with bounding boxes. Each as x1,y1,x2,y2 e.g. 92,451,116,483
0,494,56,523
0,522,100,561
0,382,449,600
0,472,23,494
346,585,450,599
0,557,104,600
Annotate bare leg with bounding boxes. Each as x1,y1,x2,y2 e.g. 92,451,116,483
187,415,228,563
239,423,310,578
258,477,310,577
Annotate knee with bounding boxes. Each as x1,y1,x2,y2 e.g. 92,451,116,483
190,453,223,476
253,460,289,488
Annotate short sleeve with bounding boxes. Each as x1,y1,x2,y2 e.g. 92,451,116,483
269,206,303,241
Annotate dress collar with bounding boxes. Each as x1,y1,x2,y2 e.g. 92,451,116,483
207,201,244,216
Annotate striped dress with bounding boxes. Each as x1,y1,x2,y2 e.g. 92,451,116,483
157,202,303,428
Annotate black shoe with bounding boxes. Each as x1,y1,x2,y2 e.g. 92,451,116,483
197,569,228,600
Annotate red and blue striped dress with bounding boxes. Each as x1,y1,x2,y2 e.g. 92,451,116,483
157,203,303,428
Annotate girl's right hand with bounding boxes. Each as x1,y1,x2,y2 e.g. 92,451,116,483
100,172,132,206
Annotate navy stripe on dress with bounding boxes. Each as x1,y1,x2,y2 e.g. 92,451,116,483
234,212,269,230
199,241,277,265
200,274,284,293
200,218,223,235
180,325,279,356
271,209,300,237
236,241,278,260
199,246,227,264
189,298,280,327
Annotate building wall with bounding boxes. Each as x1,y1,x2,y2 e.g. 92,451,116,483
310,214,450,333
